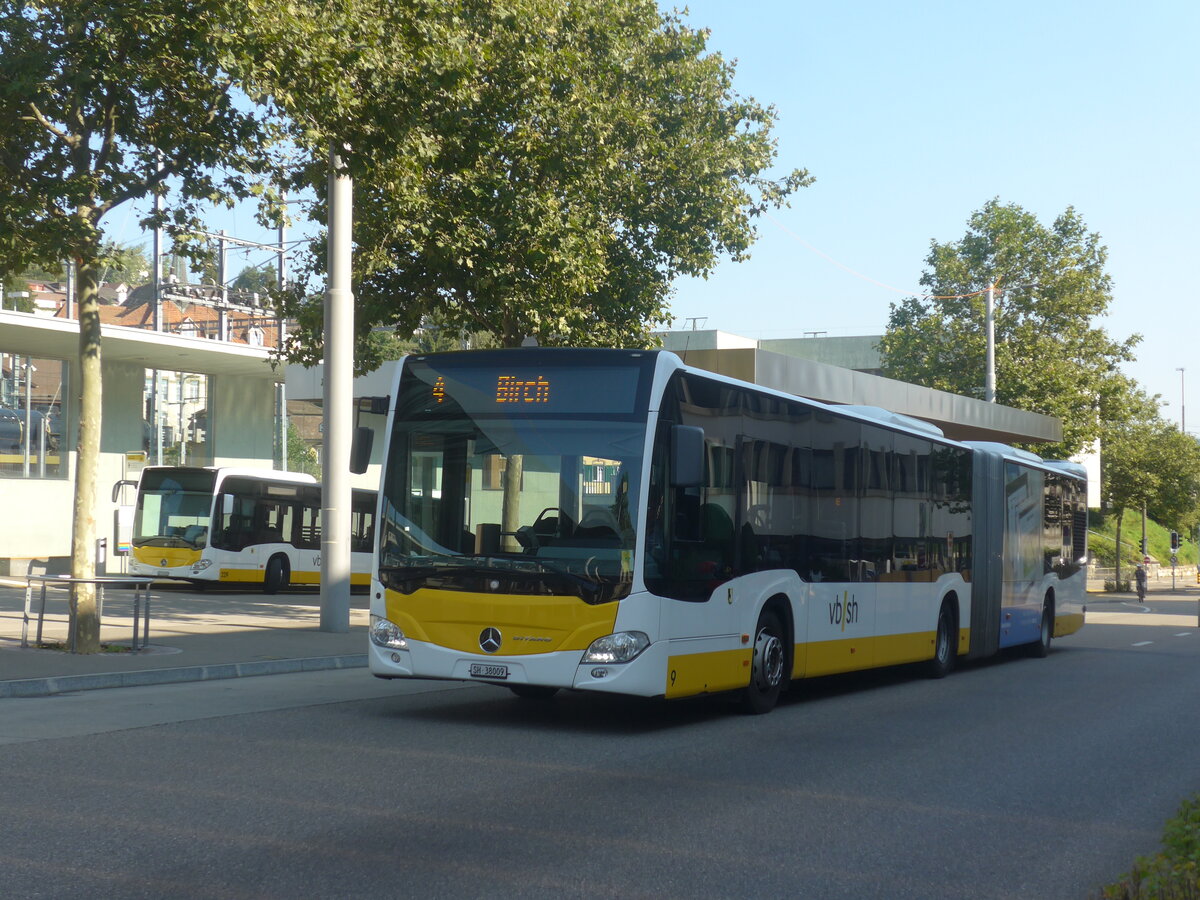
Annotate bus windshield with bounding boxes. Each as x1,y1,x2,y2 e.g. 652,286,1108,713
379,414,647,605
133,467,217,549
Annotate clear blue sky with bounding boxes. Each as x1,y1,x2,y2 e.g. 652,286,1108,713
667,0,1199,428
106,0,1198,427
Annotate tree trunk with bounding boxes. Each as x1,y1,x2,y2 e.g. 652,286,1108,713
70,254,103,653
501,454,524,553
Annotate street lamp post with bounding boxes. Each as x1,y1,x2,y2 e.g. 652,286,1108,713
1177,367,1186,434
985,283,996,403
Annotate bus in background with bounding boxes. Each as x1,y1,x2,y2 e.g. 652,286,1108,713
366,348,1087,713
127,466,376,592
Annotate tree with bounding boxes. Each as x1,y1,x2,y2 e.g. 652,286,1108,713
879,199,1139,457
0,272,35,310
1099,370,1200,582
0,1,283,651
263,0,810,370
1100,379,1165,584
231,264,278,296
97,241,150,285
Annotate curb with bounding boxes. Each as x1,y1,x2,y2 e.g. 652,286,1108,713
0,654,368,699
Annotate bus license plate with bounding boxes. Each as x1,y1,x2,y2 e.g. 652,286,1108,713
157,570,170,577
469,663,509,680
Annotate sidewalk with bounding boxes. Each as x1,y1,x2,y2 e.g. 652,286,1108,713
0,577,369,698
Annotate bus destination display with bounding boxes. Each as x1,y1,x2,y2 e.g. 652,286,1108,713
408,364,642,415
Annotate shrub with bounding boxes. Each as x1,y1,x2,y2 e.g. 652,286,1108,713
1099,795,1200,898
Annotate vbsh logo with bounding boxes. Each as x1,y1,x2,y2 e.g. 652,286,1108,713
828,592,858,631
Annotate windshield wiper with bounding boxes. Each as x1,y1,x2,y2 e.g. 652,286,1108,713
526,559,601,600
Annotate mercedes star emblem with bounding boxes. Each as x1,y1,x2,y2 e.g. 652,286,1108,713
479,627,502,653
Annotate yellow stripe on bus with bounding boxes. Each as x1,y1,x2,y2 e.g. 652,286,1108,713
133,546,202,567
290,570,371,586
665,648,752,698
1055,612,1084,637
384,587,618,656
219,569,263,583
663,626,974,698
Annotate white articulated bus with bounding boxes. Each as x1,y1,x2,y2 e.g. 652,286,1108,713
367,348,1087,712
128,466,376,592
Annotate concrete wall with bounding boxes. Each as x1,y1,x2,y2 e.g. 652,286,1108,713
211,374,277,467
1,358,281,575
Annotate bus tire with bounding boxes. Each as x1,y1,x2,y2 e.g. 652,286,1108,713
927,600,956,679
740,606,787,715
263,555,289,594
1029,596,1053,658
509,685,559,700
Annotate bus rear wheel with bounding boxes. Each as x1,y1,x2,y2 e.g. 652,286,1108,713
927,600,956,679
263,555,289,594
1029,597,1053,658
740,607,787,715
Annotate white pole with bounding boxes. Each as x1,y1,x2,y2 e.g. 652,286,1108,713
278,196,288,471
985,283,996,403
321,145,353,632
1178,367,1186,433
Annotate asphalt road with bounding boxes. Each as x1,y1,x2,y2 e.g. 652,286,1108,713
2,604,1198,899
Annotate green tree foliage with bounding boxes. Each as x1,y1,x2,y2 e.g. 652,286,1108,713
0,0,283,651
1099,374,1200,579
257,0,810,368
0,273,35,310
879,199,1139,456
285,421,320,478
97,241,150,284
230,264,278,296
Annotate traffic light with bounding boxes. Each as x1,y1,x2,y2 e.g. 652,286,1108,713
1170,531,1180,551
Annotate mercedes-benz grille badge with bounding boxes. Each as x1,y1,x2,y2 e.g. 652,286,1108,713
479,627,502,654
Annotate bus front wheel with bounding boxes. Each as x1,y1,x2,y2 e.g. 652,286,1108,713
740,606,787,715
263,555,290,594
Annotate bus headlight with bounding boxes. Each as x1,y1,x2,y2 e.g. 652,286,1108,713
582,631,649,664
370,615,408,650
191,559,212,573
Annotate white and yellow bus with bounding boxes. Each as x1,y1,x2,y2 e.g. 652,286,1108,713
367,348,1087,712
128,466,376,592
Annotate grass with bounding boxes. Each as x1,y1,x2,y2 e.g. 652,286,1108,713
1097,794,1200,899
1087,509,1196,569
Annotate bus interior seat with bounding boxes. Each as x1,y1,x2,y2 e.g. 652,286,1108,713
533,510,574,539
575,507,621,540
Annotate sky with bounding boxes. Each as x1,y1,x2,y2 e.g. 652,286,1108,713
105,0,1199,427
661,0,1199,428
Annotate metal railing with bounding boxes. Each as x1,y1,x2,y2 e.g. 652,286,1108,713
22,575,155,653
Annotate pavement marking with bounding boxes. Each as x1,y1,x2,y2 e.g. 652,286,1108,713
1132,641,1154,647
1175,632,1193,637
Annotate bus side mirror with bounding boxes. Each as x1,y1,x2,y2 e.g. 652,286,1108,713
111,479,138,503
670,425,705,488
221,494,234,516
350,426,374,474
